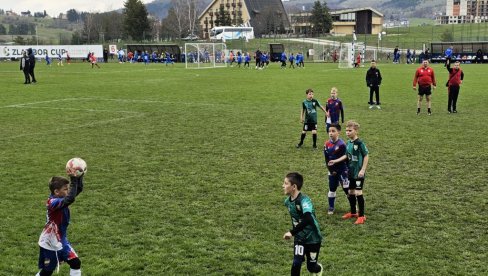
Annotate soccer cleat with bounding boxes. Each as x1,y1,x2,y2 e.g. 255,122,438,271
296,144,302,149
453,110,457,113
369,105,374,109
428,111,432,116
448,110,452,114
312,263,323,276
354,216,366,224
327,208,335,215
376,105,381,110
342,212,358,219
312,146,318,151
416,111,420,115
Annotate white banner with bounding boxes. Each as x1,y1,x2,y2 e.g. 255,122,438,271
109,44,118,55
0,45,103,58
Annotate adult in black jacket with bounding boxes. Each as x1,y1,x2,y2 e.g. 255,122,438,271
365,60,383,108
19,50,31,84
27,48,37,83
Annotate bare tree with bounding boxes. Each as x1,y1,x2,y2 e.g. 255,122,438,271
171,0,186,38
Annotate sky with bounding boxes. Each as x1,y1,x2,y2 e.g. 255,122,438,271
1,0,153,17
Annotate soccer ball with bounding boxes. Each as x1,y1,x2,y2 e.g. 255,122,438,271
66,157,87,177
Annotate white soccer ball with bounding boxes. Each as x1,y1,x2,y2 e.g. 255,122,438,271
66,157,87,177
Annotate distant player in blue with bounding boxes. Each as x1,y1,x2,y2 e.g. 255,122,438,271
282,172,323,276
325,87,344,133
281,51,287,69
165,52,174,66
237,52,243,68
323,124,349,215
298,52,305,68
444,45,453,67
36,172,85,276
288,53,295,69
143,51,149,65
244,52,251,68
45,54,51,66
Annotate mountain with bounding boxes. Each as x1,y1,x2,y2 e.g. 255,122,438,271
283,0,446,18
145,0,446,20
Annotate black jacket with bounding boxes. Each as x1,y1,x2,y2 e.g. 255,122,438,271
366,67,382,87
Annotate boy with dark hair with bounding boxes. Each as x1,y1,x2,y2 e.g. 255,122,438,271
342,121,369,225
324,124,349,215
365,60,383,109
325,87,344,133
37,170,85,276
446,59,464,113
296,89,326,150
282,172,323,276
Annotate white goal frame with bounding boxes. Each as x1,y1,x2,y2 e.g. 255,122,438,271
338,42,377,68
185,43,227,69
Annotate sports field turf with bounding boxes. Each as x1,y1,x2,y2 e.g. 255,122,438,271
0,60,486,275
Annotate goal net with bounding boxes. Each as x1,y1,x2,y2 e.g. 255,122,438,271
311,42,340,62
185,43,227,69
338,42,376,68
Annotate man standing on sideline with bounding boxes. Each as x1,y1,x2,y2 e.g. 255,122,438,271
413,59,436,115
446,59,464,113
27,48,37,83
365,60,383,109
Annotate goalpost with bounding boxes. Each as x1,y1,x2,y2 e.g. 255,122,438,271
185,43,227,69
338,42,377,68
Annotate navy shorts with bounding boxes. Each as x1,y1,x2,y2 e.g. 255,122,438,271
38,243,78,271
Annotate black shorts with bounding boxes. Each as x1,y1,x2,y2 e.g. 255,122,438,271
418,86,432,96
293,241,321,265
303,123,317,131
348,177,365,190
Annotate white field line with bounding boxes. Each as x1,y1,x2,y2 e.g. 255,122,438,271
1,113,146,140
6,106,141,114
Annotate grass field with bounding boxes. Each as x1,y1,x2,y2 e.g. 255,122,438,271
0,59,486,275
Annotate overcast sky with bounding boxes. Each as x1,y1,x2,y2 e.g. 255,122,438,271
1,0,153,17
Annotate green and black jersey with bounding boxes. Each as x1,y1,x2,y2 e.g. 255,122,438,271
302,99,323,124
284,193,322,244
346,138,369,179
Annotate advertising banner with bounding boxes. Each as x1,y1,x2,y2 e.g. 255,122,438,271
0,45,103,58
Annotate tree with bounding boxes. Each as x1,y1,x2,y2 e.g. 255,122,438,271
123,0,151,41
161,7,180,40
310,1,332,36
67,9,80,23
215,6,231,27
0,24,6,35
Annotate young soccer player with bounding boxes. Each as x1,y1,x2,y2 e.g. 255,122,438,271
297,88,326,150
325,87,344,133
413,59,436,115
90,52,100,68
446,59,464,113
342,120,369,224
37,171,85,275
282,172,323,276
365,60,383,109
324,124,349,215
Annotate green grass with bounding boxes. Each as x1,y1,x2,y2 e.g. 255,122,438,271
0,60,486,275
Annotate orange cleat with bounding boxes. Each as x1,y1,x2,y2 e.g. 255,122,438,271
354,216,366,224
342,212,358,219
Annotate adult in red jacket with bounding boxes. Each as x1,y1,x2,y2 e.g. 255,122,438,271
413,59,436,115
446,59,464,113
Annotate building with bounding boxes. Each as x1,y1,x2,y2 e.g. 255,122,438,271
198,0,290,39
289,7,384,35
437,0,488,24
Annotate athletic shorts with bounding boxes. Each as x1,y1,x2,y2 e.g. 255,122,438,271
348,177,365,190
38,243,78,271
303,123,317,131
293,241,321,265
418,86,432,96
328,170,349,191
